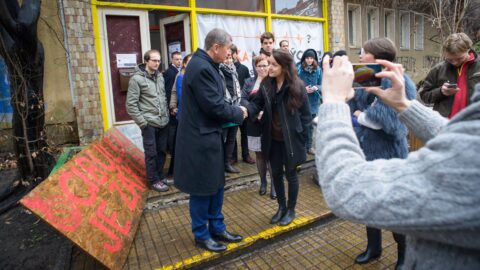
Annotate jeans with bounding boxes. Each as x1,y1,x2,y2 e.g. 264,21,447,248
269,140,299,209
189,188,227,240
141,125,168,185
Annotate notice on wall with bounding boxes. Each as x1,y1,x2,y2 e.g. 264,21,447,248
272,19,324,63
168,41,181,60
116,53,137,68
21,128,149,270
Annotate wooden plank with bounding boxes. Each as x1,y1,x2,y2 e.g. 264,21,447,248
21,128,148,270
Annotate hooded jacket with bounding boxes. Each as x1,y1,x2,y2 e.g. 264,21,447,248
126,64,169,129
297,49,322,114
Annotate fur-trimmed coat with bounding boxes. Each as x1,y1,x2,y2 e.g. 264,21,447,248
348,75,417,160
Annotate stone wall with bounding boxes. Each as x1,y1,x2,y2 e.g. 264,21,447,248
63,0,103,144
328,0,346,52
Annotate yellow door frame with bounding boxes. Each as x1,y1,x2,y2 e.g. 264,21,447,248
91,0,329,130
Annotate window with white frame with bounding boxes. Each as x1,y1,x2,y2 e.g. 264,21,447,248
400,11,410,49
366,7,379,40
347,4,362,47
414,13,424,50
384,9,395,41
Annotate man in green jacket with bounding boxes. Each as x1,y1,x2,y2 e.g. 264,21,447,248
419,33,480,118
126,49,170,192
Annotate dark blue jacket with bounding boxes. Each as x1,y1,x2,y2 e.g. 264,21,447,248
348,75,417,160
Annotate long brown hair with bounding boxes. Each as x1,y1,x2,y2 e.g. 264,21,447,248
263,49,304,113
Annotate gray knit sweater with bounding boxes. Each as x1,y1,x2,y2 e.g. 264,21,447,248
316,100,480,269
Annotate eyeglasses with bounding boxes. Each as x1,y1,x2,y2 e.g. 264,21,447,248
256,65,269,69
149,59,161,63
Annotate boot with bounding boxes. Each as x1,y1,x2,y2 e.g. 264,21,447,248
279,208,295,226
270,205,286,224
259,179,267,195
225,163,240,173
270,183,277,199
393,233,406,270
355,227,382,264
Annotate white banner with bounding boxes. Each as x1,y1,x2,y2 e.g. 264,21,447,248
272,19,324,63
197,14,266,76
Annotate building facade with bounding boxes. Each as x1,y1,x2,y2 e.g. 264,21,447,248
0,0,444,147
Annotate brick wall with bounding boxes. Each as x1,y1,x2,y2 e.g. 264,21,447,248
63,0,103,144
328,0,346,52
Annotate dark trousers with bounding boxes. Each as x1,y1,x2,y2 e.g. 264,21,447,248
141,125,168,184
306,113,316,150
167,121,177,176
233,121,250,160
269,140,299,209
365,226,406,255
223,126,238,163
189,188,227,241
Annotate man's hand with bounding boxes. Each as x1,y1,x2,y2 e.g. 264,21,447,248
440,83,460,96
321,55,354,103
364,59,411,113
306,86,315,94
170,108,178,116
239,106,248,119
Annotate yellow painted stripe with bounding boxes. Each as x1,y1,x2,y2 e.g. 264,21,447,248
264,0,272,32
155,214,327,270
188,0,198,51
90,3,109,131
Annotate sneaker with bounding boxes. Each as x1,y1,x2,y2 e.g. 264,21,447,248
162,178,174,186
150,181,169,192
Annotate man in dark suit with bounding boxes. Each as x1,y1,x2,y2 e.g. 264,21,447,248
174,28,247,252
163,51,183,181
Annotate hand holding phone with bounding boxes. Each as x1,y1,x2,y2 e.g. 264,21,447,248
447,83,458,89
441,82,459,96
352,63,382,88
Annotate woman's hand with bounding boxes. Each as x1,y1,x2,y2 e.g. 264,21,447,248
365,60,411,113
321,55,354,103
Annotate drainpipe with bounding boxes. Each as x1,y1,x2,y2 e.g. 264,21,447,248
58,0,76,107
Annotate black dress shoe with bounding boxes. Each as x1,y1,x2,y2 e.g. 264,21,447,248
355,249,382,264
195,238,227,253
270,207,286,224
225,164,240,173
212,231,243,243
279,208,295,226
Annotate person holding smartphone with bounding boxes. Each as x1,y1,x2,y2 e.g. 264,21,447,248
348,38,417,270
419,33,480,119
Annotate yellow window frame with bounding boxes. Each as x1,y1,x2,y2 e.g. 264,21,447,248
91,0,329,130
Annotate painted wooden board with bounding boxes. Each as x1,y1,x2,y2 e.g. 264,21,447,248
21,128,148,270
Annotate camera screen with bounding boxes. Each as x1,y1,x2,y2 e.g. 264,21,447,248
352,64,382,88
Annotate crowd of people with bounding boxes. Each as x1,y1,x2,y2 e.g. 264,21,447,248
126,28,480,268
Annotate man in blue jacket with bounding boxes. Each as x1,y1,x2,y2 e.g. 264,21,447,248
174,28,247,252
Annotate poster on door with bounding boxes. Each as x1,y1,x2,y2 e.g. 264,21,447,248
197,14,266,76
272,19,324,63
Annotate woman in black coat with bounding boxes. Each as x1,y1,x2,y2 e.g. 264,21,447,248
246,49,311,226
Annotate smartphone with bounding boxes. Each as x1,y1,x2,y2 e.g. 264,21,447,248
447,83,458,89
352,63,382,88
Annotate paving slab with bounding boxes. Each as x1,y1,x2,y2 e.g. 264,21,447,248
71,168,327,270
209,219,399,270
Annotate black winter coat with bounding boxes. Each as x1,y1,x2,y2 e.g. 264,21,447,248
163,64,179,122
241,77,262,136
246,78,311,168
234,61,251,88
174,49,244,196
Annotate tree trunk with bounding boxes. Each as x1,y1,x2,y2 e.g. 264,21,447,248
0,0,55,182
